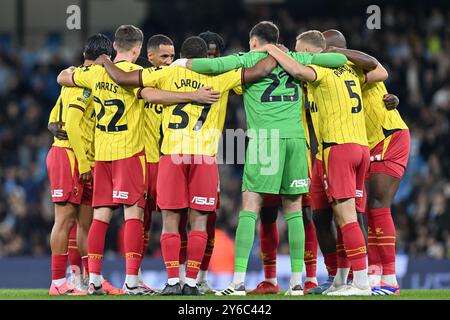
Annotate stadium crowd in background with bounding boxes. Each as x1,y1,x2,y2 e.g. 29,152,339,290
1,3,450,261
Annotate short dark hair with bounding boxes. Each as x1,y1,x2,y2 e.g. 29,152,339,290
147,34,174,51
84,33,112,60
198,31,225,55
180,36,207,59
114,25,143,51
296,30,326,50
249,21,279,44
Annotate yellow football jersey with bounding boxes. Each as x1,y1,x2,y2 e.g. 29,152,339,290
361,81,408,149
139,66,242,156
144,102,163,163
50,86,95,162
73,61,145,161
308,62,368,148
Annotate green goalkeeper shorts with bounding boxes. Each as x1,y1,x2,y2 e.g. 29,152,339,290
242,138,309,195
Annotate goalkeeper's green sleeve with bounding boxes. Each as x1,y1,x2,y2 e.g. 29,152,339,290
191,55,243,74
310,52,348,68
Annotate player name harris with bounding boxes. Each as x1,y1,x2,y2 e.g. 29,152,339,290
174,78,205,90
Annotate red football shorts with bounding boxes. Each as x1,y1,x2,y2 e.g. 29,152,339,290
92,150,147,209
144,162,159,218
311,158,329,210
157,155,219,212
81,181,93,206
369,129,410,179
47,146,84,205
323,143,370,204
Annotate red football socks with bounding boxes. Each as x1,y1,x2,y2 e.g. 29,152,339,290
51,254,68,280
124,219,143,275
186,230,208,280
260,221,279,279
82,256,89,275
304,221,318,278
200,213,216,271
323,252,337,277
341,222,367,271
336,227,351,268
68,224,82,271
87,219,109,275
161,233,181,279
369,208,396,275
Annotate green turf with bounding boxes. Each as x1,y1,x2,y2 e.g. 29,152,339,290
0,289,449,300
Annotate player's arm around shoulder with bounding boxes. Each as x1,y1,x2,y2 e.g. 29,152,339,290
139,86,219,106
95,54,141,87
57,66,77,86
242,55,278,84
263,44,317,82
365,63,389,84
186,53,244,74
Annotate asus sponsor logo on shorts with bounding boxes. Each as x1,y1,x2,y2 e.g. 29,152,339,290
370,154,382,162
356,189,364,198
191,196,215,205
290,179,309,188
113,191,129,199
51,189,64,198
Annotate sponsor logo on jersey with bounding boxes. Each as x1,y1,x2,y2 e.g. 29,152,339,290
191,196,215,206
290,179,308,188
52,189,64,198
113,190,129,199
83,88,91,98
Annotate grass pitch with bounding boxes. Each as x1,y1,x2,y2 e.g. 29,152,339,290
0,289,449,300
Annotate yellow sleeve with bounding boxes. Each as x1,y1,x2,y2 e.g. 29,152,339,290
232,86,243,96
48,101,59,124
307,65,327,84
65,88,93,174
139,66,171,89
72,65,97,89
217,68,243,92
66,107,91,174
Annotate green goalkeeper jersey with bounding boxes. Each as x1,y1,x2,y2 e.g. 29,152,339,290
191,51,347,138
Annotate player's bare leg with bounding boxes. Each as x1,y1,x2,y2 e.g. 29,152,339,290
303,206,319,293
76,204,92,289
282,194,305,296
181,209,209,295
216,191,263,296
86,207,113,295
160,209,184,295
49,202,86,295
368,173,401,294
326,198,371,296
247,206,280,295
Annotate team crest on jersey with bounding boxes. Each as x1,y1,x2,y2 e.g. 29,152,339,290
73,187,79,197
83,89,91,98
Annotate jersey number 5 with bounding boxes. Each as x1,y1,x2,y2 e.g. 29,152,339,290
94,97,128,132
168,103,211,131
344,80,362,113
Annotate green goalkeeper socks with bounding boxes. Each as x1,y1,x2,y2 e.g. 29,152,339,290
234,211,258,273
285,211,305,273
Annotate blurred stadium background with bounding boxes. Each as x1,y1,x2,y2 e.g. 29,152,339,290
1,0,450,290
